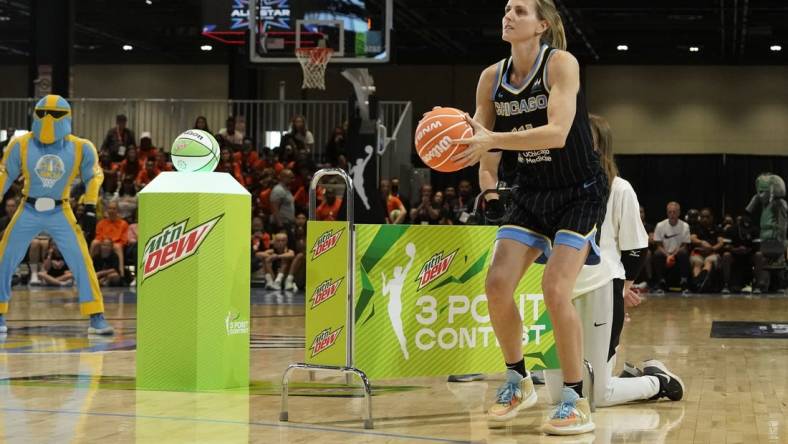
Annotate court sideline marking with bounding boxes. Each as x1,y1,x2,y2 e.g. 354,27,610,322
0,406,476,443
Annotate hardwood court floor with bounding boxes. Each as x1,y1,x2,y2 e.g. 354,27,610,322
0,287,786,443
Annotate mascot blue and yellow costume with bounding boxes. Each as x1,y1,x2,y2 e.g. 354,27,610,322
0,95,113,335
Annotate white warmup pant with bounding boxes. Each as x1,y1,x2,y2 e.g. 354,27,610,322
544,280,659,406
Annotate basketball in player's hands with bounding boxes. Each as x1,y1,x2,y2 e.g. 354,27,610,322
415,107,473,172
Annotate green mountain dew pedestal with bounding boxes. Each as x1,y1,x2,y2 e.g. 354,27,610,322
136,172,251,391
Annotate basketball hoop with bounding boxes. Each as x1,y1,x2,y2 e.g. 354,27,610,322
296,47,334,90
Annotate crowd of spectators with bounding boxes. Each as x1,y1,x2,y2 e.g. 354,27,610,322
636,202,777,294
1,114,783,295
0,113,415,291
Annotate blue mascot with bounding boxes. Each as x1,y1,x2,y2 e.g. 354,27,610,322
0,95,113,335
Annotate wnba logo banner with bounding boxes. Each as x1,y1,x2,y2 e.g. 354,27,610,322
353,224,557,379
305,221,350,367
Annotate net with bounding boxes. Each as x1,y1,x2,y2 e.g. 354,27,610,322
296,48,334,90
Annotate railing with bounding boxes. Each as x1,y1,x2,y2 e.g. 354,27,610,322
0,98,412,167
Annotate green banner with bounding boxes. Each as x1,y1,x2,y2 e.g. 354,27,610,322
353,224,557,379
304,221,350,367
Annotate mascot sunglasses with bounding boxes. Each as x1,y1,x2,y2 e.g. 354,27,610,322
34,109,70,120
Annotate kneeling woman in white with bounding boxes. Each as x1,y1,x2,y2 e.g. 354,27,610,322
544,115,685,407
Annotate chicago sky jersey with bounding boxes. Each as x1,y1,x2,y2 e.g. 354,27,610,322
491,44,602,189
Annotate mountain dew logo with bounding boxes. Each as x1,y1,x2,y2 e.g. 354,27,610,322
310,326,343,357
310,277,344,309
416,249,458,290
311,228,345,260
141,215,223,281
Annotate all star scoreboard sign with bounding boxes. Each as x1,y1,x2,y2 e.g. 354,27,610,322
304,223,558,379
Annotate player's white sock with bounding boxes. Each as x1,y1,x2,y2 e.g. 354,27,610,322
29,263,40,284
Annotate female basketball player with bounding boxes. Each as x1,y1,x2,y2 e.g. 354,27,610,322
450,0,606,435
543,114,685,408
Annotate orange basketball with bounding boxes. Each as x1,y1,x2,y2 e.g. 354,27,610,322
414,107,473,172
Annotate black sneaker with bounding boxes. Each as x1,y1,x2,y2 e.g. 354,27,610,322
618,362,643,378
642,359,684,401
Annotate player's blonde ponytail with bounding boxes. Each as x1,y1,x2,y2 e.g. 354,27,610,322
589,114,618,186
535,0,567,50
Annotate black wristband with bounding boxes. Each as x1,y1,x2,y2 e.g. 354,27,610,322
621,247,648,280
85,204,97,216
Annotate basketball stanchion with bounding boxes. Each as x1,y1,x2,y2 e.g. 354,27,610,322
279,168,375,430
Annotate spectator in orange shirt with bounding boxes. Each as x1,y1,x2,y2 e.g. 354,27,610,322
251,216,271,277
234,138,260,170
91,200,129,277
155,151,173,172
216,147,244,184
251,216,270,249
316,188,343,221
118,147,143,183
258,187,273,215
138,132,157,161
136,160,160,189
259,148,284,175
99,150,119,197
380,179,406,224
293,184,324,213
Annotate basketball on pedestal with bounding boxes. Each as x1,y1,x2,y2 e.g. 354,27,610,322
415,107,473,172
170,129,220,172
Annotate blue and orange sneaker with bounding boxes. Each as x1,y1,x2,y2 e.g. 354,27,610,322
487,369,537,422
88,313,114,335
542,387,595,435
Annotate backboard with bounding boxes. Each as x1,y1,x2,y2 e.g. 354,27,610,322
248,0,392,64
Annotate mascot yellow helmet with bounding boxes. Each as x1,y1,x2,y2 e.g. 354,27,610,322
32,95,72,145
